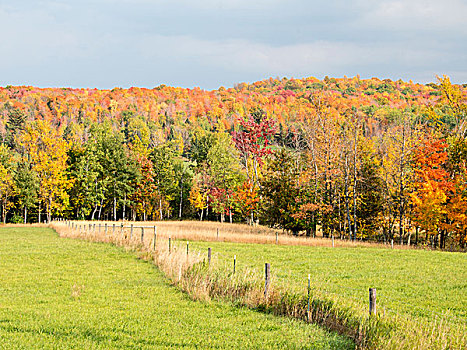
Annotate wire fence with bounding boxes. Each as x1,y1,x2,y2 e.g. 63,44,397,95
58,219,467,325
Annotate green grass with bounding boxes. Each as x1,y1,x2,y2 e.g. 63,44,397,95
0,227,353,349
187,240,467,323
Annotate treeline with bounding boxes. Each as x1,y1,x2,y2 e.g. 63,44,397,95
0,75,466,248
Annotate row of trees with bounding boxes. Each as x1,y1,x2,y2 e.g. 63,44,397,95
0,114,261,225
0,76,466,249
259,78,467,249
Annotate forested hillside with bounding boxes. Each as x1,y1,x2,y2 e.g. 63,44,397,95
1,75,466,248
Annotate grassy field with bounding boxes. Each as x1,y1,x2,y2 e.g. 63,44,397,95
186,240,467,323
72,220,404,249
51,220,467,348
0,227,353,349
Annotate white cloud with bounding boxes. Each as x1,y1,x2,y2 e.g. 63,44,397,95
137,34,460,81
363,0,467,34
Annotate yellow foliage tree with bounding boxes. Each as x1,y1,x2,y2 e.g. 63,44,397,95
189,184,207,221
410,176,447,237
20,121,71,222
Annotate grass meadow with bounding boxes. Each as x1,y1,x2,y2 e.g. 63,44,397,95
187,241,467,322
48,220,467,349
0,226,353,349
85,220,465,322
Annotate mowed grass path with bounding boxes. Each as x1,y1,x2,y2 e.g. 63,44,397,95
188,241,467,322
0,227,353,349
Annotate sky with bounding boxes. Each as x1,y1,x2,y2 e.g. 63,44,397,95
0,0,466,90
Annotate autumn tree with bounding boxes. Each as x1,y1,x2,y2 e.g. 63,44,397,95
189,181,207,221
232,180,259,224
410,136,452,248
20,120,70,222
232,108,276,187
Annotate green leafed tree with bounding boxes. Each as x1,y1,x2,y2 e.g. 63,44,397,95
151,142,179,219
14,160,38,223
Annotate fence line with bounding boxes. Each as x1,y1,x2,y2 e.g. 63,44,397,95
58,219,467,324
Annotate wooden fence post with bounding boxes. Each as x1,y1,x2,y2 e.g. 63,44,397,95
332,235,335,248
307,274,311,321
105,223,108,236
130,224,133,240
391,239,394,249
369,288,376,315
153,226,157,251
233,255,236,274
208,248,212,265
141,227,144,243
264,263,271,298
169,237,171,253
186,242,189,256
276,231,278,244
217,228,219,240
112,224,115,235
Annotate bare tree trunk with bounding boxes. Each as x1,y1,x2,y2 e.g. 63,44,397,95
123,194,126,221
310,136,319,237
179,181,183,219
91,205,98,220
159,198,163,220
244,155,250,181
344,155,352,240
352,122,358,240
337,194,342,238
47,196,52,223
399,123,407,245
228,193,232,223
24,206,27,224
98,199,103,220
113,196,117,221
253,158,261,190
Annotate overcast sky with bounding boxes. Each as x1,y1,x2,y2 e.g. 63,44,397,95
0,0,466,90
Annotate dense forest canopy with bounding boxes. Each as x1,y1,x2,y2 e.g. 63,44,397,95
1,75,466,248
